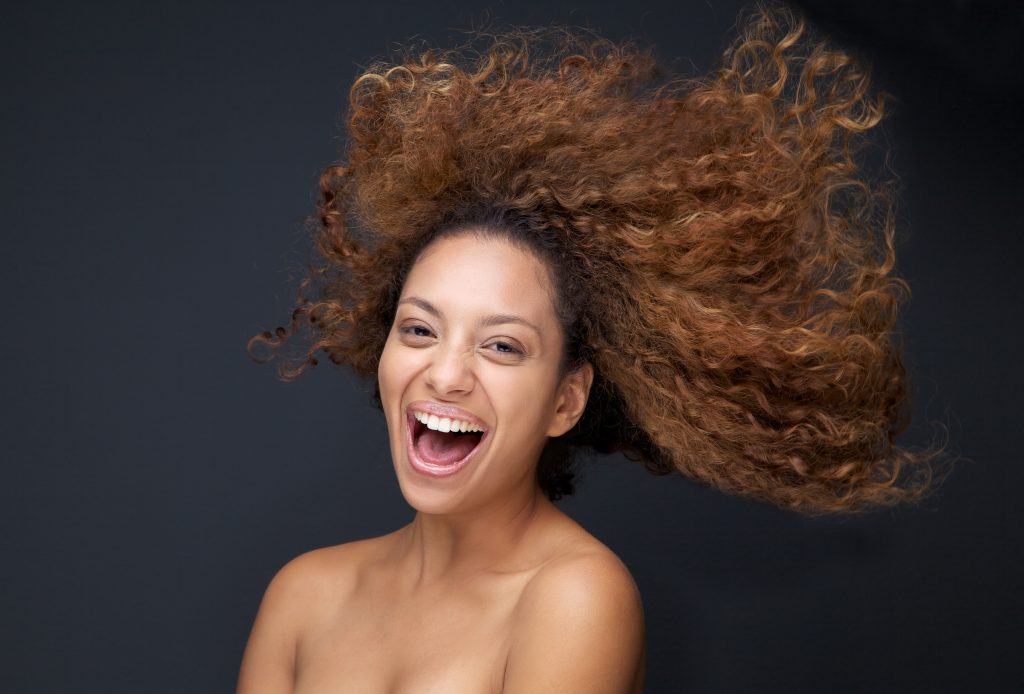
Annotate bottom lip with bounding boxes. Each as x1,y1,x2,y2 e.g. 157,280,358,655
405,411,487,478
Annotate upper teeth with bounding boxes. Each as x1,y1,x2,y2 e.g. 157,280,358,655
413,411,484,433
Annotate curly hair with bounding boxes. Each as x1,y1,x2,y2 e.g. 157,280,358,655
249,4,948,514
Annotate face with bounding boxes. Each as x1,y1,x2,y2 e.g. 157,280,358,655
377,231,592,515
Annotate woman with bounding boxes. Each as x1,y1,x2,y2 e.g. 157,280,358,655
239,6,944,692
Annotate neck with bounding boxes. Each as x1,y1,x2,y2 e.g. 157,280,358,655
394,478,556,589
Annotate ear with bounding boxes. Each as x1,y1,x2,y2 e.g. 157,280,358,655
546,362,595,438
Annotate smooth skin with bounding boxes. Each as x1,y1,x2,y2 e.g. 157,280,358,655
237,232,646,693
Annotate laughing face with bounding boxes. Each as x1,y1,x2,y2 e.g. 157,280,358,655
377,230,592,514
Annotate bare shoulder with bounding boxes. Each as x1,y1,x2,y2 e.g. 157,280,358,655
268,541,363,603
519,545,645,635
235,537,383,694
271,530,400,599
503,544,646,694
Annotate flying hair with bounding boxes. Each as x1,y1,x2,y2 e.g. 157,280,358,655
249,4,950,514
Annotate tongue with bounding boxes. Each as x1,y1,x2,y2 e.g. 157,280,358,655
416,429,480,466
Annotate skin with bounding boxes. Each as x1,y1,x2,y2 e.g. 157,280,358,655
237,231,646,693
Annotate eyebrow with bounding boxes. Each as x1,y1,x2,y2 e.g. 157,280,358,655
398,296,543,336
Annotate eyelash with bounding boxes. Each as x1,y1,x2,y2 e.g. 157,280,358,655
398,325,524,356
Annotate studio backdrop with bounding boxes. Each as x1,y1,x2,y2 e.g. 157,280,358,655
2,0,1021,692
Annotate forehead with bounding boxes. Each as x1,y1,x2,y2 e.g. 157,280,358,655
401,232,557,325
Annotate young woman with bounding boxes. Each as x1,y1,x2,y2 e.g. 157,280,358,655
239,6,943,692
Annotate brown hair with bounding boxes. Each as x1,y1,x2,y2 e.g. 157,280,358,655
250,5,949,514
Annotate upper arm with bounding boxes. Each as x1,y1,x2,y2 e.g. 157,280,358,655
503,553,646,694
236,551,327,694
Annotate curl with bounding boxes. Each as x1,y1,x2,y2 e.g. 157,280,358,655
250,4,951,512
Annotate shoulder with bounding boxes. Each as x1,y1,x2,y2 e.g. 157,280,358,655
504,547,646,694
269,527,403,596
236,540,374,693
264,542,360,607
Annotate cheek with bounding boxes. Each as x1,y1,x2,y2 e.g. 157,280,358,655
377,338,404,405
488,366,559,425
377,336,427,401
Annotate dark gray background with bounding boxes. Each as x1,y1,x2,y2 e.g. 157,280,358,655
2,1,1021,692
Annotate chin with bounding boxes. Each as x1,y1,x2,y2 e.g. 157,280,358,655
393,470,472,515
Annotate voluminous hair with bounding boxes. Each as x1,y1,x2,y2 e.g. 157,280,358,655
250,4,948,514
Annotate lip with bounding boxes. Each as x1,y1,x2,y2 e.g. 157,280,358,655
404,401,490,478
406,401,490,431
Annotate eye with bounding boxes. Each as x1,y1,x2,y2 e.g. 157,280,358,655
398,324,434,339
487,340,523,356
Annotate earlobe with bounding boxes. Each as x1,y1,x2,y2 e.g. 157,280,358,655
546,362,595,438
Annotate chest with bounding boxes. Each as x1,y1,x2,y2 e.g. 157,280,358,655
292,579,522,694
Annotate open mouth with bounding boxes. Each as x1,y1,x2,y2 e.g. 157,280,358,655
407,412,487,476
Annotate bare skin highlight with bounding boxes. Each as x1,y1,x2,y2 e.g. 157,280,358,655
249,5,949,515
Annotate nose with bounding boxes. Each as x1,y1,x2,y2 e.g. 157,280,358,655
424,340,475,397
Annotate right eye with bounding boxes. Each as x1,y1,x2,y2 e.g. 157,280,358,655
399,325,433,338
